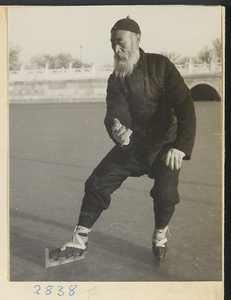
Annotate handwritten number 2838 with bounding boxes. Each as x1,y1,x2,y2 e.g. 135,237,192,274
34,285,77,296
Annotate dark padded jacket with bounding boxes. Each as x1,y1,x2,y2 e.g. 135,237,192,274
104,48,196,160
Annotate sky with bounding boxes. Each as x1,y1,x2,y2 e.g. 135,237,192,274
9,5,222,67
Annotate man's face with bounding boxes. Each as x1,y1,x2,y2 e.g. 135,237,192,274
110,30,140,79
111,30,136,56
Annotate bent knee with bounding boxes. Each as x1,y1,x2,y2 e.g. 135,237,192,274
150,185,180,205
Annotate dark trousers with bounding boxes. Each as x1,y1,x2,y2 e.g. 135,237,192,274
78,144,180,229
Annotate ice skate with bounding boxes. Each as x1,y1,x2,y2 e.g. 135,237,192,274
152,225,169,267
45,226,91,268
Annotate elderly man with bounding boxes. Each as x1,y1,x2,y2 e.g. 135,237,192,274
49,17,196,264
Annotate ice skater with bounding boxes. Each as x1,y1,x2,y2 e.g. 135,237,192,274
47,16,196,267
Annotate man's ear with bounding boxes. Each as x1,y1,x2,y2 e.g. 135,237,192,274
136,33,141,44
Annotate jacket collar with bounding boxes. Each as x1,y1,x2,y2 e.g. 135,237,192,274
133,48,145,72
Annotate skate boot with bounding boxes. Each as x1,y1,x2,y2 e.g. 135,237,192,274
45,226,91,268
152,225,169,266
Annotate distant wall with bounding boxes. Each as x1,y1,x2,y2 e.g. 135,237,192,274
9,64,222,103
9,78,108,103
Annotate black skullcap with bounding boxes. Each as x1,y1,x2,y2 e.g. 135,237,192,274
111,16,141,34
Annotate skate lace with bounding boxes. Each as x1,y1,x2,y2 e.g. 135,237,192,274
71,231,86,247
152,225,171,247
76,226,91,234
71,226,91,246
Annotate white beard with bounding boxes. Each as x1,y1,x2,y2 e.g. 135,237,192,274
113,46,139,80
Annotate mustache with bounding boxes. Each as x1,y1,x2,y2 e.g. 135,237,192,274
114,51,129,61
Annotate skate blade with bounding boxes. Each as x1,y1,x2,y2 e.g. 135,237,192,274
45,248,85,268
154,257,161,268
154,255,167,268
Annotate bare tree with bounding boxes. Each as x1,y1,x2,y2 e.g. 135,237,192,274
197,46,212,64
212,38,221,62
9,45,21,70
30,54,52,69
30,53,71,69
55,53,73,68
30,53,90,69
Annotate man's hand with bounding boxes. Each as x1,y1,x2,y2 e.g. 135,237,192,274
164,148,185,170
111,118,132,146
